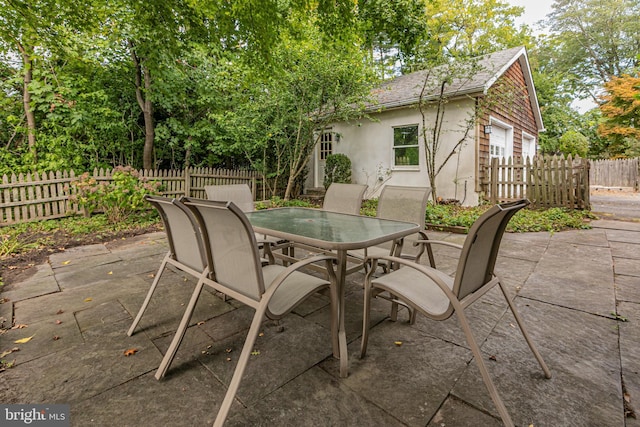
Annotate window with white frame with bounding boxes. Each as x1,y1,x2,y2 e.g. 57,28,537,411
319,131,333,160
393,125,419,167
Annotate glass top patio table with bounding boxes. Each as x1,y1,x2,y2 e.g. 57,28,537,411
245,207,420,250
245,207,419,378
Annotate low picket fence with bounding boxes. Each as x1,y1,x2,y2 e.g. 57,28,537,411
482,155,590,209
0,167,259,226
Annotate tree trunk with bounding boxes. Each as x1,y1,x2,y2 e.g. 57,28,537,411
284,175,295,201
130,41,155,170
18,43,37,160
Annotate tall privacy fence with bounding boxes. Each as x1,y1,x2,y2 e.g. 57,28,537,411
590,158,640,190
0,167,261,226
482,155,590,210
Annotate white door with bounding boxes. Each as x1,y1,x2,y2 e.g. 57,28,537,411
315,131,333,188
490,126,509,159
522,134,536,160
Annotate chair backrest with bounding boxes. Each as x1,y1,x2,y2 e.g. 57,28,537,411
376,185,431,229
322,183,368,215
453,199,529,302
204,184,255,212
144,195,206,272
182,197,266,302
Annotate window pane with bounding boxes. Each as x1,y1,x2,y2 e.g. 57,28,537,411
320,132,333,160
394,146,419,166
394,126,418,146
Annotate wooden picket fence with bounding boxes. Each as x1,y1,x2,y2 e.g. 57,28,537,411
590,158,640,190
483,155,590,209
0,167,260,226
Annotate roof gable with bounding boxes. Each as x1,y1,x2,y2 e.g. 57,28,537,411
369,47,544,131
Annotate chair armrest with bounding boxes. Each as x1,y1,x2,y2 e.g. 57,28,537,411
414,239,463,251
364,254,456,300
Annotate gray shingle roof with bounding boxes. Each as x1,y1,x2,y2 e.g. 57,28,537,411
367,46,543,130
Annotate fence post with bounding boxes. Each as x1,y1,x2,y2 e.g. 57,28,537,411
490,157,498,204
184,167,191,197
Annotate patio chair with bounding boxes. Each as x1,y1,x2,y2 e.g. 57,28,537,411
360,199,551,427
322,182,368,215
204,183,254,212
155,198,337,427
283,182,368,266
127,195,207,337
345,185,436,321
204,183,278,264
347,185,435,272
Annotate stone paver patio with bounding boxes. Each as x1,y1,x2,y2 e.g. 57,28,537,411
1,219,639,426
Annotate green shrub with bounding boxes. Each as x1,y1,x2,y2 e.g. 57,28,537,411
69,166,161,224
323,153,352,189
424,203,595,232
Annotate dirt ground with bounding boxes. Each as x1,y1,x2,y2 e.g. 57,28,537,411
0,223,162,286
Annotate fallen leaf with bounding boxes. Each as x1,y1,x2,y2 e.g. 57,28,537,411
56,309,64,315
489,355,497,361
53,336,60,341
258,332,264,337
225,348,232,353
11,324,28,329
226,357,232,362
84,297,93,302
123,348,138,356
62,260,71,265
0,347,20,358
55,320,62,325
107,271,113,275
8,266,17,270
394,341,403,346
251,350,260,356
196,321,205,326
14,335,35,344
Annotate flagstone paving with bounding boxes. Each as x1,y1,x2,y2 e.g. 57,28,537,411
1,220,639,426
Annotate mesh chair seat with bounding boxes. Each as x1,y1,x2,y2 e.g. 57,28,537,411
361,199,551,427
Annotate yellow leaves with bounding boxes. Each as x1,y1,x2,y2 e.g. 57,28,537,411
394,341,403,347
107,271,113,275
123,348,138,356
62,260,71,265
84,297,93,302
14,335,34,344
251,350,260,356
0,347,19,358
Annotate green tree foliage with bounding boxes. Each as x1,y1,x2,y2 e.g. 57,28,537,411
422,0,529,59
227,16,374,200
558,130,589,157
545,0,640,101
